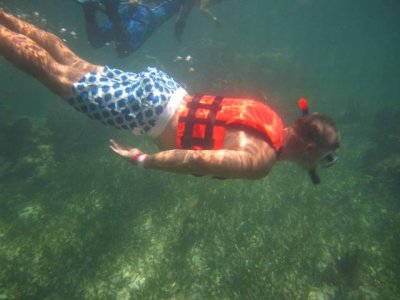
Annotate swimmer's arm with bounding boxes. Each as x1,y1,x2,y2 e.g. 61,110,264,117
143,148,276,179
198,0,221,26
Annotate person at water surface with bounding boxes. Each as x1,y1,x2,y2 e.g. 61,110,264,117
75,0,184,57
0,10,340,183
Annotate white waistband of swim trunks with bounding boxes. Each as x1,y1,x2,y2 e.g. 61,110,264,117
148,87,188,138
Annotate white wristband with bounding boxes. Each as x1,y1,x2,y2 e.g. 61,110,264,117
131,153,147,168
137,154,146,168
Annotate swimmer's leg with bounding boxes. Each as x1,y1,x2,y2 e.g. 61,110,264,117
100,0,131,57
0,24,72,97
0,10,80,66
83,2,114,48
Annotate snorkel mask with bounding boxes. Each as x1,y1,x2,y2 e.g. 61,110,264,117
298,98,338,184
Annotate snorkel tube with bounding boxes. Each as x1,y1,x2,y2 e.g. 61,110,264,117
298,98,321,185
298,97,309,116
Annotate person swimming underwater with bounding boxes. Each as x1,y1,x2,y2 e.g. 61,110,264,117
74,0,184,57
0,9,340,183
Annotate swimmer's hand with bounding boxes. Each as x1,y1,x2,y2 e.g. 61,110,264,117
109,139,146,166
213,16,222,27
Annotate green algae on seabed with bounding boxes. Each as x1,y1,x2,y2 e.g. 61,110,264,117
0,115,399,299
0,63,400,300
1,0,400,298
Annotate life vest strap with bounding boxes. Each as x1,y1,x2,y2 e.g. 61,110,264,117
180,94,224,149
204,96,223,148
181,94,201,149
178,118,226,126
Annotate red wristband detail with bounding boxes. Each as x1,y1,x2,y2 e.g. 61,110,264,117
131,154,142,165
131,153,147,167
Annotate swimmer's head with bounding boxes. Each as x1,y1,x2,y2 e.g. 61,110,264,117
294,101,340,184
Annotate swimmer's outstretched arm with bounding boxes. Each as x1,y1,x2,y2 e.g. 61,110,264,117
144,149,274,179
198,0,221,26
110,139,277,179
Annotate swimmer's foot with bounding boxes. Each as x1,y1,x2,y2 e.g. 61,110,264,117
0,10,30,34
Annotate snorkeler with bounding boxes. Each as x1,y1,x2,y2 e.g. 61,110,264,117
175,0,223,41
0,10,340,183
74,0,184,57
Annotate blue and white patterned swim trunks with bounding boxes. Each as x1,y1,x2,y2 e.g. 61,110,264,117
68,66,187,137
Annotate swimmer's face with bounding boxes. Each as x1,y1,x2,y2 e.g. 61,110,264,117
297,143,339,171
294,117,340,171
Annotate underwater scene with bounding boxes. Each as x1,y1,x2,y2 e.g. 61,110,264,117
0,0,399,299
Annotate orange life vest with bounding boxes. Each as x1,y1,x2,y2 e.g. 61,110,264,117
176,94,285,152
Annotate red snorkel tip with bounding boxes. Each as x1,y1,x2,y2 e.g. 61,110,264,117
298,97,309,116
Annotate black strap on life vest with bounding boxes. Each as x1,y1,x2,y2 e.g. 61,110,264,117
180,94,224,149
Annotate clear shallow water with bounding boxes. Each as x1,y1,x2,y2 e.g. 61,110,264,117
0,0,399,299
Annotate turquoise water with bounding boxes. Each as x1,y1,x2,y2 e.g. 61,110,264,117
1,0,399,299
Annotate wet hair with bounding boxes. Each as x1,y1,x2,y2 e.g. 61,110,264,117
294,113,340,150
